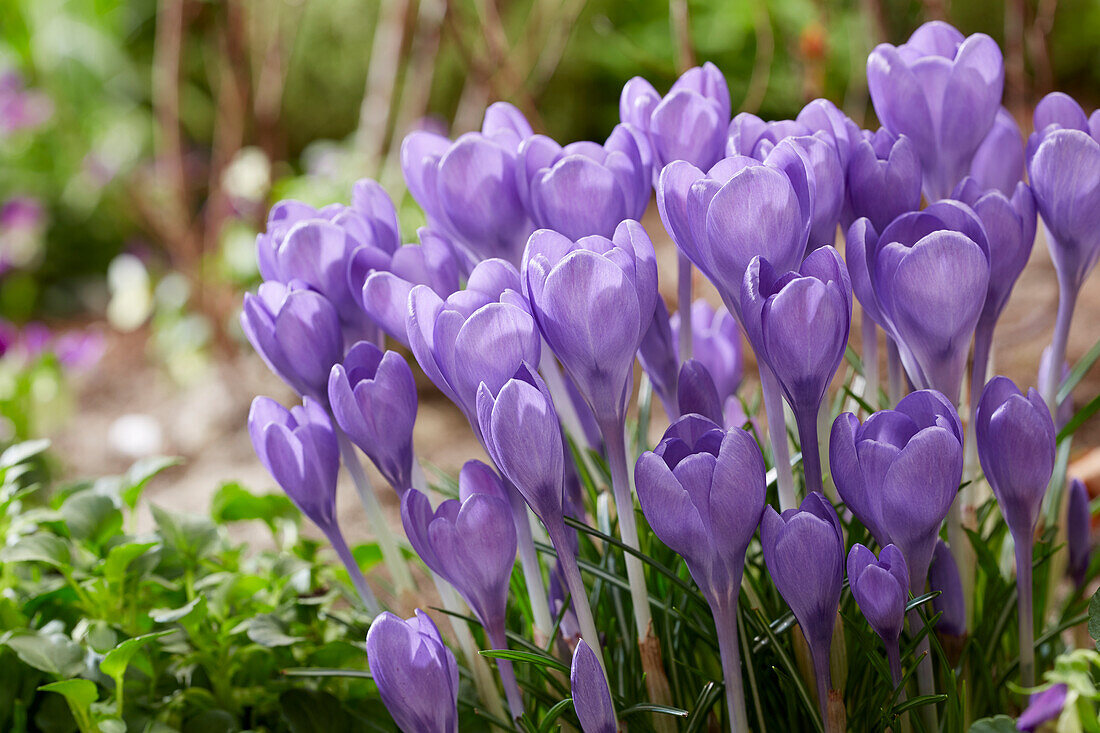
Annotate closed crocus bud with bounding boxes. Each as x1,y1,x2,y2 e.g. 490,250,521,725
406,258,540,427
459,459,511,503
256,199,350,282
845,201,990,404
1027,91,1099,158
249,395,378,612
328,342,417,494
968,108,1025,195
929,539,966,637
847,543,908,685
367,610,459,733
761,492,844,713
676,360,724,426
360,227,461,346
401,103,535,265
620,61,731,173
845,128,922,232
523,221,657,426
797,99,858,169
657,147,811,315
671,301,742,404
1017,684,1069,733
975,376,1055,540
637,298,679,420
241,282,344,401
571,641,616,733
741,246,852,495
516,124,650,240
830,389,964,589
1068,478,1091,589
867,21,1004,200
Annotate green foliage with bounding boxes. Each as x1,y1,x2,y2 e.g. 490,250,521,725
0,445,394,732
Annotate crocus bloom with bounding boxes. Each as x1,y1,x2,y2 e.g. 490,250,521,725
968,107,1025,195
976,376,1055,686
797,99,858,170
929,539,966,637
761,492,844,718
359,227,461,346
847,543,908,684
401,487,524,716
1017,684,1068,733
636,415,765,731
366,610,459,733
516,124,650,240
620,62,731,173
1068,478,1091,589
248,395,377,613
867,21,1004,200
741,246,852,495
830,389,963,589
241,282,344,402
845,201,990,404
477,365,604,662
406,257,540,427
402,102,535,265
676,360,724,426
523,220,657,427
328,342,417,494
1026,93,1100,407
571,641,616,733
671,300,743,406
845,128,922,232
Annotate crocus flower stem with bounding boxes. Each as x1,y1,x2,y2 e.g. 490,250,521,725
795,408,824,497
678,252,693,361
1016,535,1036,687
506,483,555,644
713,600,749,733
862,315,879,405
543,519,605,673
907,606,939,732
602,417,653,637
886,638,903,689
760,367,797,511
811,642,833,732
1042,283,1077,412
486,627,526,720
335,430,416,595
887,339,903,405
325,525,381,615
538,349,586,445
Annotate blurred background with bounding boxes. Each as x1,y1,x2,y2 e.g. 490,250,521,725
1,0,1098,530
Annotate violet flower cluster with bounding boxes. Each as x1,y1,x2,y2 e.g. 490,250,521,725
239,18,1100,733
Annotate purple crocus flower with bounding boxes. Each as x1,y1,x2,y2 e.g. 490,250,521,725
571,641,616,733
741,246,852,495
797,99,858,170
761,492,844,719
929,539,966,637
1068,478,1091,589
671,301,743,406
406,257,540,427
476,365,604,663
845,128,922,233
830,389,963,590
360,227,462,346
366,610,459,733
969,108,1025,195
845,201,990,404
676,360,724,426
620,61,731,174
516,125,650,240
1017,684,1068,733
1026,93,1100,407
636,415,765,730
401,487,524,717
847,543,908,684
976,376,1055,687
401,102,535,265
523,220,657,427
248,396,377,613
241,282,344,402
328,342,417,494
867,21,1004,200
